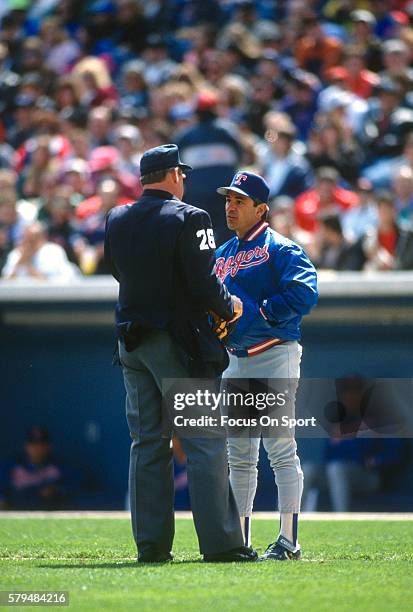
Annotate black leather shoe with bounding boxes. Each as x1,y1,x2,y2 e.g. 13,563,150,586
137,551,173,563
258,536,301,561
203,545,258,563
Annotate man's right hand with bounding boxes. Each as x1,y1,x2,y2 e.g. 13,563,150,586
229,295,243,322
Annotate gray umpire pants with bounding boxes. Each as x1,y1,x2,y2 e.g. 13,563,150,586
119,329,243,556
223,341,304,515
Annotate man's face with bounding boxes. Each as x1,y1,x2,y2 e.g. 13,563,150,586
257,59,280,79
99,180,120,213
353,21,370,39
225,191,265,237
0,201,17,225
125,71,145,92
88,115,109,139
294,84,313,105
25,441,50,464
394,174,413,199
64,171,84,193
345,55,363,75
380,91,399,114
384,50,407,72
317,179,335,202
15,107,33,128
305,20,322,40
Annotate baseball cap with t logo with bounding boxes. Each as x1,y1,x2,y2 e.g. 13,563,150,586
217,171,270,204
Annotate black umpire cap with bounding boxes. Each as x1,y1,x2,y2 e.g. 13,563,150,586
140,144,192,177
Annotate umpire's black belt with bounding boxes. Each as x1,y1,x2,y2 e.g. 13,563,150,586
117,321,154,352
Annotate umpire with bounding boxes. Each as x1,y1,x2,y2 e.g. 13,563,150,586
104,144,257,563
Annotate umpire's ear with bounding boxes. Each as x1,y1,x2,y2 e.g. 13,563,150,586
171,167,185,184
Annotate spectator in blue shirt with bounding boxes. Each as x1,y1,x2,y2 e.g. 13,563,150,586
279,69,320,142
258,114,314,199
0,426,77,510
175,89,242,245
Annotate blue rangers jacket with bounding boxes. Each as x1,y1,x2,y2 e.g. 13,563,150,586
215,220,318,356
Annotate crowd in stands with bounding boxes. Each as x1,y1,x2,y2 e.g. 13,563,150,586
2,0,413,279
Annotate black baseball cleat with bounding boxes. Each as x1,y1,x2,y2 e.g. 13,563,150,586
203,545,258,563
258,536,301,561
137,551,173,563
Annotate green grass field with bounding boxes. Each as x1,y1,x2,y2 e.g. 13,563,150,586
0,518,412,611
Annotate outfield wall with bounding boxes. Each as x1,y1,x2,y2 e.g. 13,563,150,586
1,272,413,510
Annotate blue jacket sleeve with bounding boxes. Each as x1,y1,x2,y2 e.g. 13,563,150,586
261,243,318,323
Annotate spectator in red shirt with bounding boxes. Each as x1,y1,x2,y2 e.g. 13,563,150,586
76,146,138,220
294,166,359,233
343,45,380,99
348,10,383,73
364,191,413,270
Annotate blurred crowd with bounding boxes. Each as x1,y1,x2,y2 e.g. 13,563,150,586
2,0,413,278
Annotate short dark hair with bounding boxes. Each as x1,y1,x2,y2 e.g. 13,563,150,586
140,168,171,185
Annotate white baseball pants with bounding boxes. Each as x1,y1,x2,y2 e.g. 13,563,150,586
222,341,304,515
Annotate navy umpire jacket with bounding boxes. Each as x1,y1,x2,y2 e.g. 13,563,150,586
104,189,234,374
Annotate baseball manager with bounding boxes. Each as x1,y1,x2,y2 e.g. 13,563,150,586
215,171,318,560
